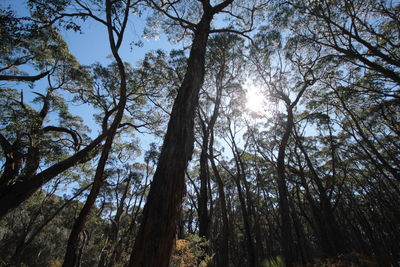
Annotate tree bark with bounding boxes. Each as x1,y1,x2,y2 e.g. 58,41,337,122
198,122,210,238
128,10,214,267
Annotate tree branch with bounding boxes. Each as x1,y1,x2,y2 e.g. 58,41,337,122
0,71,50,82
42,126,82,148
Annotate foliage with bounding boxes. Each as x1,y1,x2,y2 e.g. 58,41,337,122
263,256,285,267
170,235,213,267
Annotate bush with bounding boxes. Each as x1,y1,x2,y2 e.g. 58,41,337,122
170,234,213,267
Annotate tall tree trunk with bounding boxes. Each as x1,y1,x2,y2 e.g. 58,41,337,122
198,127,210,238
62,137,115,267
226,126,257,266
293,132,348,256
209,131,229,267
276,107,295,267
63,1,129,265
128,12,214,267
274,80,311,266
98,176,131,267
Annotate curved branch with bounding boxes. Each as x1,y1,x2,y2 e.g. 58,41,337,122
210,28,254,43
42,126,82,148
0,71,50,82
147,0,196,30
118,122,150,133
212,0,234,13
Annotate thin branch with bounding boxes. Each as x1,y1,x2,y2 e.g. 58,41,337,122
42,126,82,148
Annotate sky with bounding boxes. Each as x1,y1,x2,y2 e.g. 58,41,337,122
6,0,174,65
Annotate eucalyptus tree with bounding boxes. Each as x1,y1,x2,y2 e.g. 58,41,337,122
58,0,141,265
0,12,94,217
269,0,399,85
0,0,132,219
0,183,103,267
201,70,259,265
249,28,329,265
196,33,245,238
193,33,246,266
224,117,260,267
102,151,158,267
299,62,400,263
128,0,266,265
0,7,58,82
271,0,400,181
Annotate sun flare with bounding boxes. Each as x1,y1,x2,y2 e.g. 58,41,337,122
246,86,265,114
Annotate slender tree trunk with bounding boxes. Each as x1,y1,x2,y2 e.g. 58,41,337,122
293,133,348,256
209,131,229,267
198,130,210,238
63,1,128,265
98,177,131,267
62,100,124,267
276,107,295,267
226,125,257,266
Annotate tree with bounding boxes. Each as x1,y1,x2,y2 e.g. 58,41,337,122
128,0,264,264
62,0,135,265
0,2,104,218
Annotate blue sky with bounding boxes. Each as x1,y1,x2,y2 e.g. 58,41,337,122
6,0,174,65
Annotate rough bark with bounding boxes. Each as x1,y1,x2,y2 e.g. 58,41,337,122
128,10,214,267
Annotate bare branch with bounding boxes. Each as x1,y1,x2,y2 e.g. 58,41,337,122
147,0,196,30
42,126,82,148
210,28,254,44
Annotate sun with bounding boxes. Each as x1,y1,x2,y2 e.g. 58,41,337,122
246,85,265,114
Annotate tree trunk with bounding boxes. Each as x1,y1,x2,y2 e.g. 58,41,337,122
128,12,214,267
63,1,128,265
276,107,295,267
198,128,210,238
209,131,229,267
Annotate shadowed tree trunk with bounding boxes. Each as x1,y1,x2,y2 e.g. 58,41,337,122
127,11,213,267
228,126,258,267
128,1,235,265
209,147,230,266
198,118,210,238
276,105,295,267
128,17,212,267
274,79,313,266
